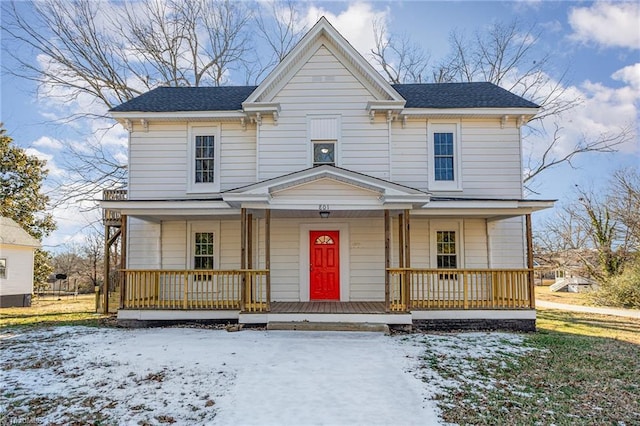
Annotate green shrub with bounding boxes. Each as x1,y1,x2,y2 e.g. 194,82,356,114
593,260,640,308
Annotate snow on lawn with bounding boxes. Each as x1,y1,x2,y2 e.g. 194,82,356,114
0,327,532,425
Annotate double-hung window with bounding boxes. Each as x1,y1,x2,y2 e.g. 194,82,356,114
195,136,215,184
0,258,6,279
188,126,220,193
428,122,461,190
194,232,215,270
436,231,457,269
430,220,464,278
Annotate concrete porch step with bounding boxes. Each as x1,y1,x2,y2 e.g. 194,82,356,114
266,321,390,333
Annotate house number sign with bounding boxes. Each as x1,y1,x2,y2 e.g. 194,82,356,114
319,204,330,211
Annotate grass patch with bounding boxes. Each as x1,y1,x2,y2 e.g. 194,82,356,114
535,285,593,306
431,310,640,425
0,295,110,329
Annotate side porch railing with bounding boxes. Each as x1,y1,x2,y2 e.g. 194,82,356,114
388,268,533,312
121,269,269,311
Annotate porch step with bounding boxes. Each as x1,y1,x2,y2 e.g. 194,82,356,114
267,321,390,333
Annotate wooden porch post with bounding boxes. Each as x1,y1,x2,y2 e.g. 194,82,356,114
240,208,246,310
404,209,411,309
120,215,127,309
247,213,253,307
398,213,404,268
525,214,535,309
103,223,110,314
384,209,390,312
265,209,271,311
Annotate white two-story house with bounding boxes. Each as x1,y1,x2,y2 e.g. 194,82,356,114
102,18,553,330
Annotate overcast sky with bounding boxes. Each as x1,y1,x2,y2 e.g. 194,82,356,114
1,1,638,251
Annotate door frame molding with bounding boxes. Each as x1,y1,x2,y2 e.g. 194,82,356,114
299,222,350,302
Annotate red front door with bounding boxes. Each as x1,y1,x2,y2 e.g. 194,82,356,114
310,230,340,300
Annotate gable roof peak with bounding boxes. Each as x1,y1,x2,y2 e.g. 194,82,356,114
243,16,404,107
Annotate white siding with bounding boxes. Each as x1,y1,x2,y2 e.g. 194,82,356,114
259,43,390,180
464,219,489,268
391,120,428,191
161,221,187,269
0,245,35,296
128,122,255,199
349,218,385,301
127,218,161,268
460,120,522,198
220,123,256,191
270,219,301,300
128,123,188,199
488,217,526,268
391,119,523,198
272,178,379,206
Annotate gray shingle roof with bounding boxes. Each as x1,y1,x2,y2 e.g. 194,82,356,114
110,86,258,113
392,82,539,108
110,82,538,113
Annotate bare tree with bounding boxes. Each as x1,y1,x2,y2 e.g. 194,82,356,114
251,0,307,83
372,19,632,189
2,0,256,206
536,167,639,281
370,17,430,84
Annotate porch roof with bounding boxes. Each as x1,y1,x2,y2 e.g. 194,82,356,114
222,165,431,210
414,197,555,219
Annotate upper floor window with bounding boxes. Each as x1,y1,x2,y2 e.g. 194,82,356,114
308,115,340,167
434,133,454,181
313,141,336,166
0,258,6,279
428,122,462,191
195,136,215,183
188,125,220,193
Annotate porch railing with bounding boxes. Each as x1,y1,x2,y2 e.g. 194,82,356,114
121,269,269,311
388,268,533,311
102,189,127,225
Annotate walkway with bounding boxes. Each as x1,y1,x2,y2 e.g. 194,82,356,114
536,300,640,319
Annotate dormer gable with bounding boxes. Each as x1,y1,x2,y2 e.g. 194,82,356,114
242,17,405,118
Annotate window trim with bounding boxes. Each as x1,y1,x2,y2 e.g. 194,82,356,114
427,121,462,191
187,125,221,193
187,222,221,270
307,115,341,167
430,220,465,269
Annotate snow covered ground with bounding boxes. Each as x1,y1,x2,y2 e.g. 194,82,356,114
0,327,530,425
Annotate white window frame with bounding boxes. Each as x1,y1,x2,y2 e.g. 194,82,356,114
187,222,221,270
307,115,341,167
0,258,6,279
430,220,465,269
427,121,462,191
187,124,221,193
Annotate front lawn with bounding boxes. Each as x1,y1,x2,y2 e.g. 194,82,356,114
0,294,109,328
425,309,640,425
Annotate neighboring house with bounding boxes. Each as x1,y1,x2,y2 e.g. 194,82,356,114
0,217,40,307
549,268,599,293
102,18,554,330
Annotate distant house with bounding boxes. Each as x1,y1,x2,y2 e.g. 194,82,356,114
101,18,554,330
549,268,599,293
0,217,40,307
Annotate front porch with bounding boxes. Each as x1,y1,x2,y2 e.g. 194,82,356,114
120,267,534,316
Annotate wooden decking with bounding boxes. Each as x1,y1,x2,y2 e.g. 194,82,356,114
270,301,387,314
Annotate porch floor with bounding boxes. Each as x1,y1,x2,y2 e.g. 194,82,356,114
270,301,387,314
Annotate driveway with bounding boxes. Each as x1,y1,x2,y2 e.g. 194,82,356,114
536,300,640,319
